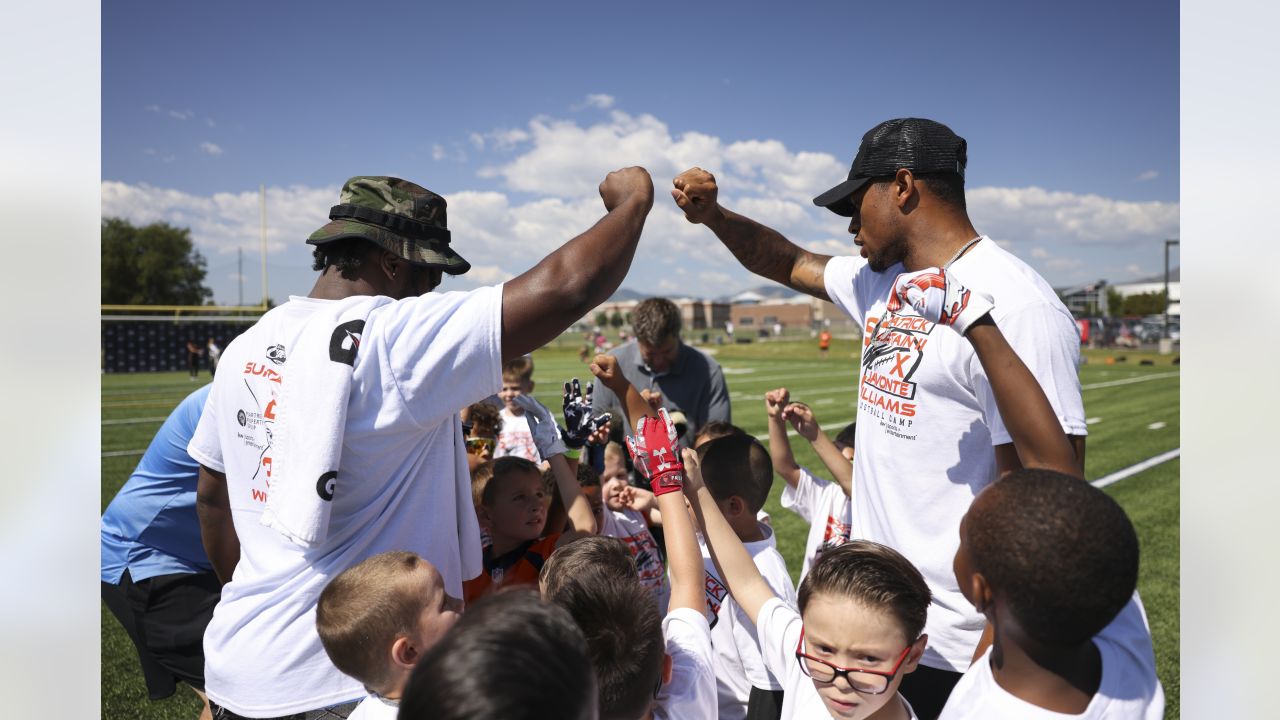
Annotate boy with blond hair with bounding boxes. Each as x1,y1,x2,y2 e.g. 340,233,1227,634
316,552,461,719
496,355,541,462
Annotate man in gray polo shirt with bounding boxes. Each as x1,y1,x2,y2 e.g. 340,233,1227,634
590,297,731,446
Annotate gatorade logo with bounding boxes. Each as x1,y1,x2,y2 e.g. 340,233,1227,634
329,320,366,366
317,471,337,501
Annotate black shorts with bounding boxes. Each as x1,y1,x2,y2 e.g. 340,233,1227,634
102,569,222,699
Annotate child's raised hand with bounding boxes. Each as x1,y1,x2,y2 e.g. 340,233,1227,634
886,266,993,335
561,377,611,449
640,388,664,414
589,354,628,395
679,447,705,493
513,393,569,458
625,409,685,496
764,388,790,419
782,401,821,442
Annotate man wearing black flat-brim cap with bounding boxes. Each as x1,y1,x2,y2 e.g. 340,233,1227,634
670,120,1092,719
189,168,655,718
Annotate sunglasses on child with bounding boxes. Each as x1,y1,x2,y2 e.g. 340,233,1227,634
794,627,913,694
465,437,496,453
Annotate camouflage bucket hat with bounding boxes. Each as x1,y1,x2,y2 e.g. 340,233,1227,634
307,176,471,275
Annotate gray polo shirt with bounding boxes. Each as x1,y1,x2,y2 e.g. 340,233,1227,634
590,340,731,446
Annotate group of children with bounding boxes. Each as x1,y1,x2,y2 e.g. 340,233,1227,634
309,276,1163,719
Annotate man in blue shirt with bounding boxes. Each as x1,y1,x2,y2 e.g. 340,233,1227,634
102,383,220,719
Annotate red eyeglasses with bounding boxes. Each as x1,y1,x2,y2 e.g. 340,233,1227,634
794,627,913,695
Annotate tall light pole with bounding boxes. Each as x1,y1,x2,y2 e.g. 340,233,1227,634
1164,239,1179,340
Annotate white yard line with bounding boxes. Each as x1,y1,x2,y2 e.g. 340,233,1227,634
102,416,167,426
1081,372,1180,390
1091,448,1180,489
102,449,147,458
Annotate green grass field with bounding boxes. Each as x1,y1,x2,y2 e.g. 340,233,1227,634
101,338,1179,719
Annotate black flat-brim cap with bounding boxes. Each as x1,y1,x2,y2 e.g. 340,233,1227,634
307,176,471,275
813,118,968,218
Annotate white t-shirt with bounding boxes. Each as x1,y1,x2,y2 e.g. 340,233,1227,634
823,239,1086,672
655,607,718,720
779,466,852,583
756,597,918,720
939,594,1165,719
601,507,670,613
496,408,540,462
187,287,503,717
347,694,398,720
701,524,798,720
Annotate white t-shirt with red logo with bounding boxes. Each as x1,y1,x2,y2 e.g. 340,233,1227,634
496,408,540,462
187,287,503,717
823,239,1086,672
601,506,670,613
779,466,852,583
700,524,798,720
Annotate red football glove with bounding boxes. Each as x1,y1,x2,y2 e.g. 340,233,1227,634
886,267,994,335
625,408,685,496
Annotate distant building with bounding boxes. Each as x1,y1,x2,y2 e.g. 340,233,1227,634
1113,268,1179,317
1057,280,1111,317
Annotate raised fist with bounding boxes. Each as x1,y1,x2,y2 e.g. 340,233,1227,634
671,167,722,225
599,167,655,213
781,402,820,442
764,388,790,419
887,267,994,336
589,354,628,396
625,408,685,496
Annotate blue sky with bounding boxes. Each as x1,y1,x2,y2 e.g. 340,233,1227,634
102,0,1179,305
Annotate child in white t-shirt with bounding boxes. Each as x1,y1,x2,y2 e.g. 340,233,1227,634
940,469,1164,719
315,552,461,720
765,386,855,583
695,433,798,720
596,441,671,612
543,354,715,720
686,446,928,720
496,355,541,462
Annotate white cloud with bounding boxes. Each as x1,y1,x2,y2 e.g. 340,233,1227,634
144,104,160,113
1136,169,1159,181
142,147,156,156
199,142,223,156
206,117,216,128
101,181,337,257
582,93,615,110
967,186,1179,246
105,106,1180,302
168,109,193,121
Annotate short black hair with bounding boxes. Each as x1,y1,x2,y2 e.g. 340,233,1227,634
968,468,1139,647
311,237,374,278
399,589,594,720
798,540,931,643
694,420,747,447
547,575,664,720
697,434,773,514
915,171,966,211
833,421,857,451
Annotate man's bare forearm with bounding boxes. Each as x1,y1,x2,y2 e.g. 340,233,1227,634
705,208,832,300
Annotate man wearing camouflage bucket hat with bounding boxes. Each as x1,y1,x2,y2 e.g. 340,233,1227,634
189,167,654,719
